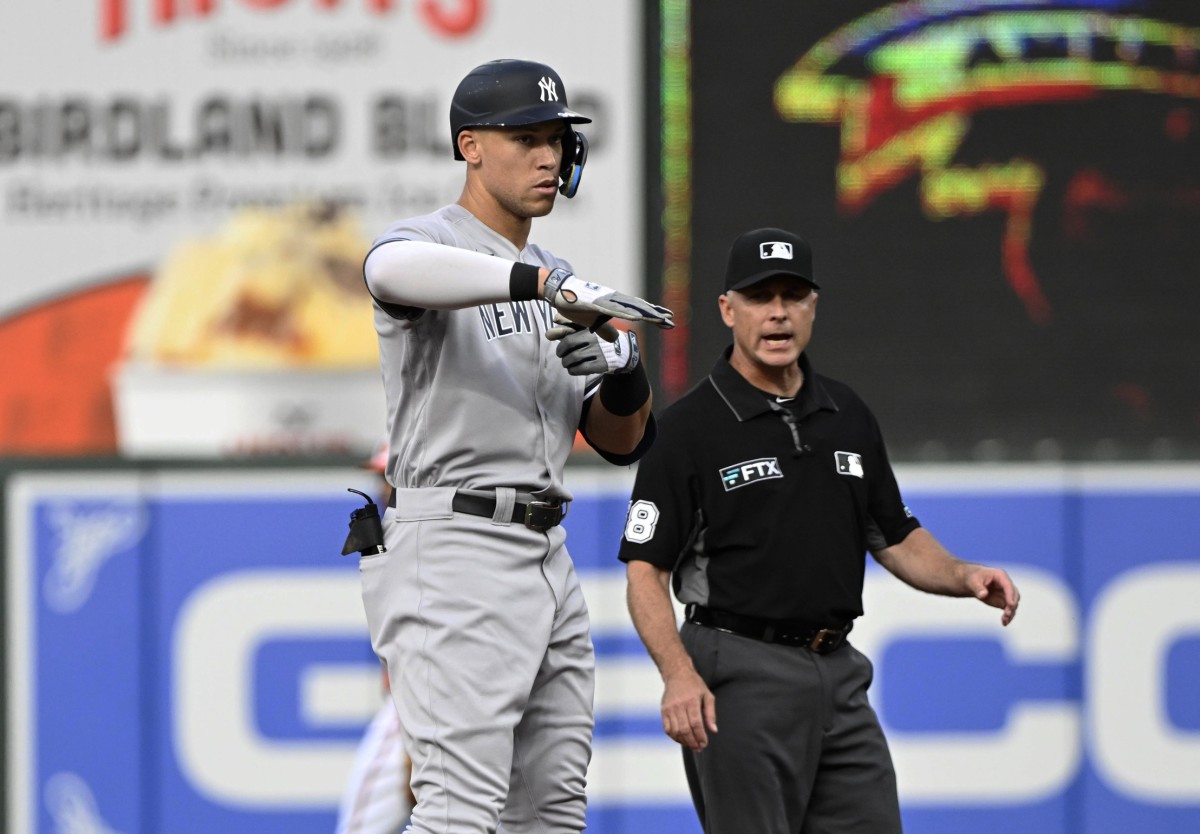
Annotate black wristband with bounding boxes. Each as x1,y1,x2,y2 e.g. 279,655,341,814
598,361,651,417
509,262,540,301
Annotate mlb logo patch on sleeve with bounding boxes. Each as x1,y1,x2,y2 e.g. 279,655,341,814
719,457,783,491
835,451,864,478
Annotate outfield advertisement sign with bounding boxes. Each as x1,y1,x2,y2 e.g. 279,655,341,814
0,0,642,457
5,464,1200,833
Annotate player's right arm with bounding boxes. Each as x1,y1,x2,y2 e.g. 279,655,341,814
364,240,673,327
364,240,542,310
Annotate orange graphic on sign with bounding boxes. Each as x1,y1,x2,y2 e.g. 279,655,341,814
0,276,148,454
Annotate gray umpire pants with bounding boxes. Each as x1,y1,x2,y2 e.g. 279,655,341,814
681,621,902,834
360,488,595,834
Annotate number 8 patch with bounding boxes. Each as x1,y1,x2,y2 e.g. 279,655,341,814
623,499,660,543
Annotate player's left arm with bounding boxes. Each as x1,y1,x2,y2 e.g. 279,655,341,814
872,528,1021,626
546,316,654,460
583,383,652,456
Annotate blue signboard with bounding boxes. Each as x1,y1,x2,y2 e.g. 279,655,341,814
5,465,1200,833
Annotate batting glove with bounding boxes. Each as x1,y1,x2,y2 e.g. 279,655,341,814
546,315,641,377
543,268,674,330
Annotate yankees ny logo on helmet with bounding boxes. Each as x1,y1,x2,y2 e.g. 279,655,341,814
448,59,590,198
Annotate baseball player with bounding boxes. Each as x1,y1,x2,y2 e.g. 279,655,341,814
358,58,674,834
336,441,414,834
335,698,412,834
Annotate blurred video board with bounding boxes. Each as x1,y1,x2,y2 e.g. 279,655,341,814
680,0,1200,460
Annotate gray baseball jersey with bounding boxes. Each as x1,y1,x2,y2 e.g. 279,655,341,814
370,203,601,501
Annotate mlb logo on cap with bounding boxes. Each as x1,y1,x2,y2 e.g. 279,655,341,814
725,227,820,292
760,242,793,260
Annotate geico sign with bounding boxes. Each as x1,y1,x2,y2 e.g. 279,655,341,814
854,562,1200,804
171,569,689,807
172,564,1200,807
173,570,369,807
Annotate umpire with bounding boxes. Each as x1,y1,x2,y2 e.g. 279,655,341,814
618,227,1020,834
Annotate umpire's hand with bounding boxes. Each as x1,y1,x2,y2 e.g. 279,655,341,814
662,668,718,752
543,268,674,330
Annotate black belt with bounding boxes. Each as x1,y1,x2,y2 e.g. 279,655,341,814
685,604,852,654
388,490,566,532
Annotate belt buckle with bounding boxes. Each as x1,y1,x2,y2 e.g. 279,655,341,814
523,500,559,532
809,628,836,653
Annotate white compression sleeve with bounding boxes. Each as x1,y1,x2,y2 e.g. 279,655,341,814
364,240,533,309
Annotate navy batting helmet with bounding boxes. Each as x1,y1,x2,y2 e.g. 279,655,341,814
449,58,592,197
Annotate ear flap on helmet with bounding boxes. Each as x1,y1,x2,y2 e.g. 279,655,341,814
559,130,588,198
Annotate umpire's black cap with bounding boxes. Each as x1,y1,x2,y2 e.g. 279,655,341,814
450,59,592,160
724,227,821,293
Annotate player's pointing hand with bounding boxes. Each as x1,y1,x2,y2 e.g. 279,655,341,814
543,267,674,330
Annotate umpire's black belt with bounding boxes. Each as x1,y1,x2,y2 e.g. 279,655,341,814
685,603,852,654
389,490,566,532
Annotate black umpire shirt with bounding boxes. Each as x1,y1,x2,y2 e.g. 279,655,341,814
618,348,921,625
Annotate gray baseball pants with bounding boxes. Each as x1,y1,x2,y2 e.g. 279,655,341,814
360,487,594,834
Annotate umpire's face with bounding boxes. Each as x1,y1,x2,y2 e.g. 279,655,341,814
459,120,568,222
719,276,818,374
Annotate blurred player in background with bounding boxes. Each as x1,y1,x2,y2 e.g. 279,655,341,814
336,441,414,834
335,684,413,834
